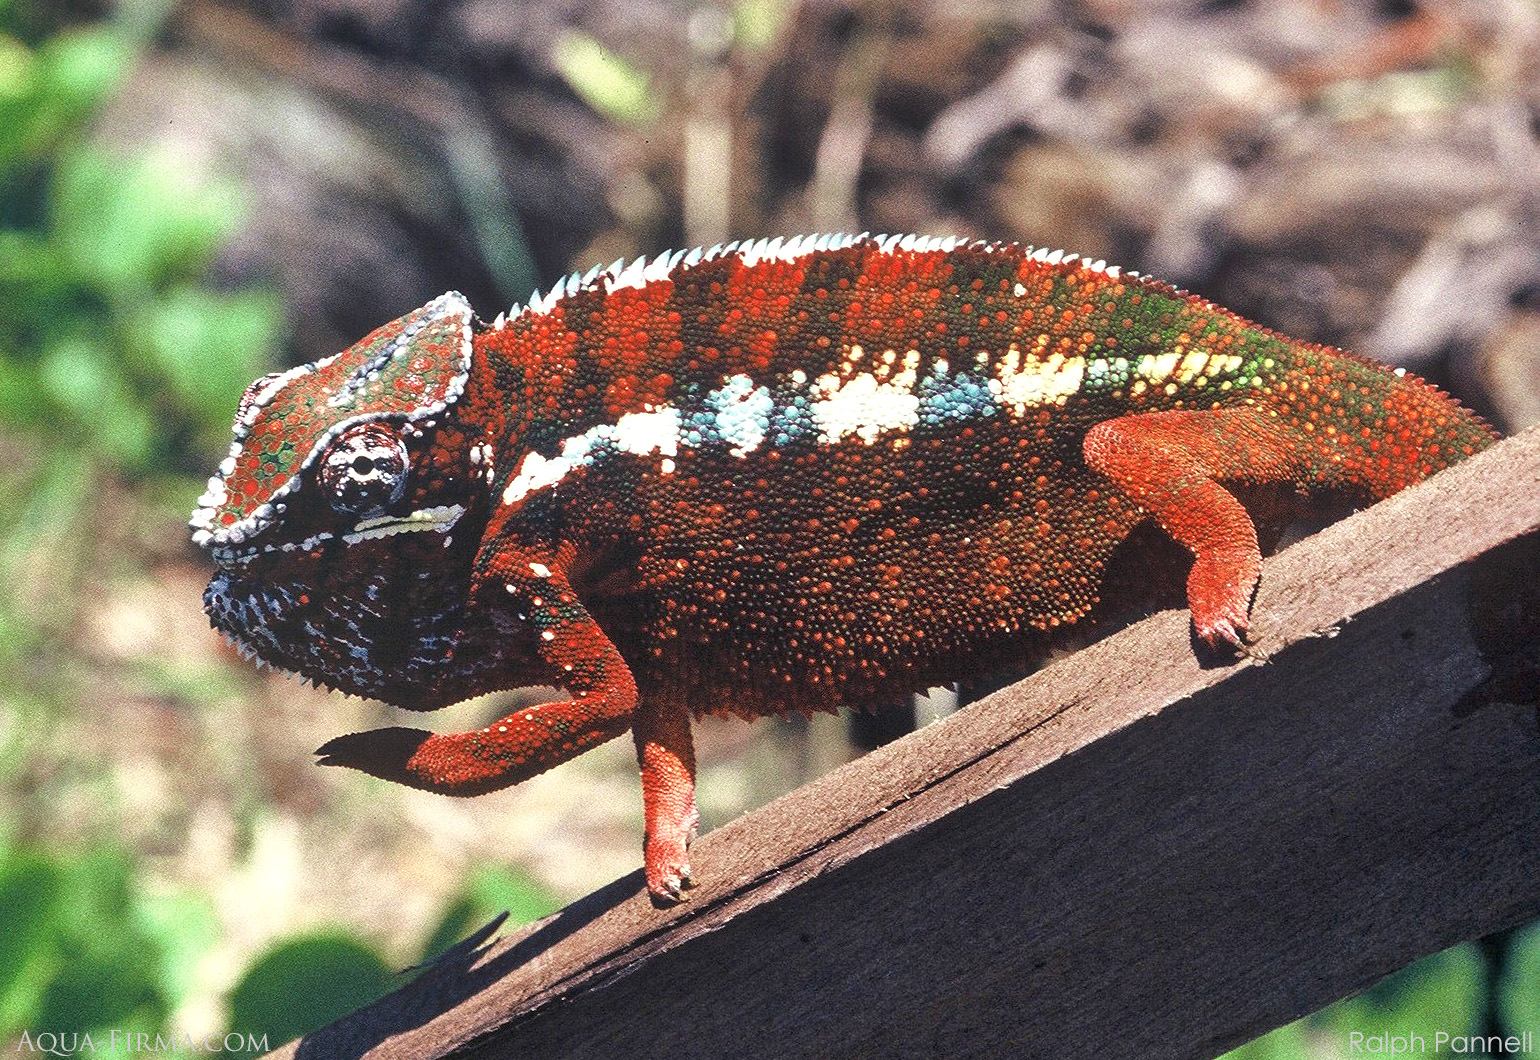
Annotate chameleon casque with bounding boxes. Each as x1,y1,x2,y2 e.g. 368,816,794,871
191,234,1496,901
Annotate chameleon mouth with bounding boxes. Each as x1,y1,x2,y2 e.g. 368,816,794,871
202,504,467,566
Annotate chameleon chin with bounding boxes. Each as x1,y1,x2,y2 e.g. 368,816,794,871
190,233,1496,902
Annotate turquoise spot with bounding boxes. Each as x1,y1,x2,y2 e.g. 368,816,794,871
1083,357,1131,391
767,383,818,447
705,374,774,453
917,364,997,428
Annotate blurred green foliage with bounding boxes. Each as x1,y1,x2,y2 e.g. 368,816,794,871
226,933,395,1047
1222,935,1540,1060
0,838,217,1053
0,8,280,477
552,30,659,127
418,863,562,965
225,864,560,1046
0,0,280,726
1502,922,1540,1037
1320,943,1487,1049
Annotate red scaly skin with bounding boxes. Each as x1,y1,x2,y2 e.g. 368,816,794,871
192,235,1497,901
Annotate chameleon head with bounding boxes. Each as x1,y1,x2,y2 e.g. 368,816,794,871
190,292,498,706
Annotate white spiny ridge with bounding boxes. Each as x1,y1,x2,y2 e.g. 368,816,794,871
493,233,1115,328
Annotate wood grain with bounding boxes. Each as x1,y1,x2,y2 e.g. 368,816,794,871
274,427,1540,1060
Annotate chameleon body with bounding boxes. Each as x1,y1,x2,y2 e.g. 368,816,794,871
191,234,1496,900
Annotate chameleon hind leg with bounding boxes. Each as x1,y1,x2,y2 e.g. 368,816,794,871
1083,408,1304,649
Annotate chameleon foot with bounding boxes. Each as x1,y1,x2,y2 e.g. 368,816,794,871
646,802,700,904
316,726,443,786
1186,548,1258,651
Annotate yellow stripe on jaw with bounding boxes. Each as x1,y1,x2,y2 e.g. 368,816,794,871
343,504,466,544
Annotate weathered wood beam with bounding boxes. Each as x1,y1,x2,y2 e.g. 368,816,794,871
278,427,1540,1060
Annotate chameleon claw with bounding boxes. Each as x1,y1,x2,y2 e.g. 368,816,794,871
1195,615,1249,652
647,866,695,906
644,831,696,905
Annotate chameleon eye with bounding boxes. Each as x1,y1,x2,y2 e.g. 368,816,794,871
319,423,410,517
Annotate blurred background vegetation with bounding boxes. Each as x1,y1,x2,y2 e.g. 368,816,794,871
0,0,1536,1054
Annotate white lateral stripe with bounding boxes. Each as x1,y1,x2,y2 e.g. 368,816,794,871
502,408,682,506
811,346,922,444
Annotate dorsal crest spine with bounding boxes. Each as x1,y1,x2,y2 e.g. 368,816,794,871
493,233,1128,331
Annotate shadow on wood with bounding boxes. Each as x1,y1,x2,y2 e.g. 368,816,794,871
271,428,1540,1060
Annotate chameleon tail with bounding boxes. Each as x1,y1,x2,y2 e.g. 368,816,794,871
1283,348,1498,499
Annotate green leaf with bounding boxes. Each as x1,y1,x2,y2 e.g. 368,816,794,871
37,334,155,466
0,29,130,168
130,285,281,436
227,933,396,1046
36,848,169,1036
0,844,175,1041
0,353,45,429
0,31,34,103
53,148,245,297
136,890,219,1011
0,846,64,1033
0,230,87,347
1217,1018,1317,1060
38,28,129,115
1316,943,1486,1056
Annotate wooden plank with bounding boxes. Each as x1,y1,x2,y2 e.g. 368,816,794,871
276,427,1540,1060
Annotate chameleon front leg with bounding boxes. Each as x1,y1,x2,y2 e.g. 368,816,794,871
1083,407,1303,649
315,544,700,902
314,556,636,793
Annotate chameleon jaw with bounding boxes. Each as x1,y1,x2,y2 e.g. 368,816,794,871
202,504,467,567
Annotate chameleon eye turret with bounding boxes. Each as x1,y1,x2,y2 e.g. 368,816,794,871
195,234,1496,902
319,423,410,517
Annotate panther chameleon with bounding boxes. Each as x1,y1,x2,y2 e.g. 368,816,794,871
190,233,1497,901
